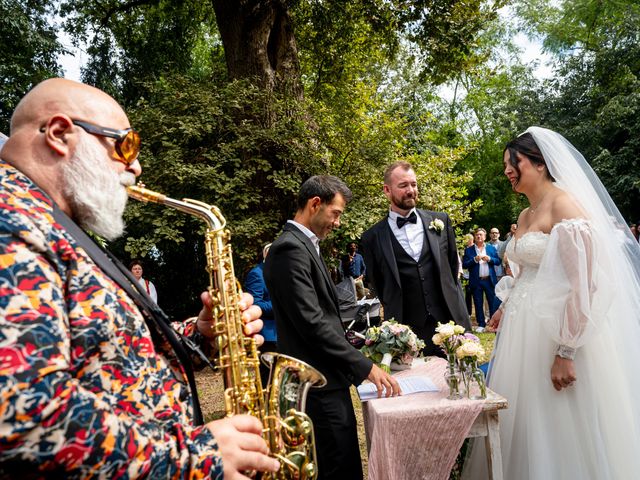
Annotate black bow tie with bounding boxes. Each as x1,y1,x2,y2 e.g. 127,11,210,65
396,211,417,228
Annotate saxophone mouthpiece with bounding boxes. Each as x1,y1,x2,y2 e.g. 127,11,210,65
127,183,166,204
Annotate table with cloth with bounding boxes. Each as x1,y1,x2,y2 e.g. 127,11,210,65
362,357,508,480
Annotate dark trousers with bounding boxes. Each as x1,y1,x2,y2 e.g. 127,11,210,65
306,388,363,480
464,283,473,315
471,278,499,327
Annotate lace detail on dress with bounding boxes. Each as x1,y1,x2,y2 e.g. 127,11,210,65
504,232,550,318
507,231,549,268
552,218,591,233
502,220,591,320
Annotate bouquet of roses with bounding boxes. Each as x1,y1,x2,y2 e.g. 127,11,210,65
360,319,426,373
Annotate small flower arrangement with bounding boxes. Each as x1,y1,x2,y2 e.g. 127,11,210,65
456,334,486,364
433,321,466,399
456,334,487,399
429,218,445,233
361,319,426,373
433,322,489,400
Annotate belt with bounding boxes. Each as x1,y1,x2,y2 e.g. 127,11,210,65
479,276,490,280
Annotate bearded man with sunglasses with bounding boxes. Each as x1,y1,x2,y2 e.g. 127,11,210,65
0,79,279,478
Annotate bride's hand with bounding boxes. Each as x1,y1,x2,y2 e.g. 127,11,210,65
486,309,502,332
551,357,576,391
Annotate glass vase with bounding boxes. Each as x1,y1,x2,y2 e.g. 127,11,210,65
444,353,462,400
462,360,487,400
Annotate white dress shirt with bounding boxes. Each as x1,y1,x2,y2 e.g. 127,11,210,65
137,277,158,303
474,244,490,278
288,220,320,256
387,209,424,262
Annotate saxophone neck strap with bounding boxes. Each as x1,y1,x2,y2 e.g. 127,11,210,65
52,205,205,425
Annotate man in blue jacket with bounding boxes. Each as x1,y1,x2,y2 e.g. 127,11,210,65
244,242,276,385
462,228,501,332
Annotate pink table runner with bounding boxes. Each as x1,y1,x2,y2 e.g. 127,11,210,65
363,357,484,480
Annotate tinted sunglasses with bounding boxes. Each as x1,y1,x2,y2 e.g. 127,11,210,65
72,120,140,165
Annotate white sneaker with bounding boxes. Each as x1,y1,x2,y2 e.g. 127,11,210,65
475,326,485,333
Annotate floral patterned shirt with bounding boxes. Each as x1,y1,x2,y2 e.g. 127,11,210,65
0,161,222,478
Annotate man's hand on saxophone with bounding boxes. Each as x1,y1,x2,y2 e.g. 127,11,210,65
196,291,265,346
206,416,280,479
197,290,280,478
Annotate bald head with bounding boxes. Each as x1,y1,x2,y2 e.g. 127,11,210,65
1,78,139,220
10,78,126,135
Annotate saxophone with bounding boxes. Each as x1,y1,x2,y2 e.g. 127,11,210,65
127,185,327,480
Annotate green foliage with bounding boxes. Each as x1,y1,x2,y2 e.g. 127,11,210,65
294,0,505,90
110,76,321,317
61,0,216,106
512,0,640,222
0,0,64,132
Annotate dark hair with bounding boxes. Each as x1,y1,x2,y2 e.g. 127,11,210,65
383,161,413,185
129,259,143,269
296,175,352,211
475,227,487,235
504,132,555,183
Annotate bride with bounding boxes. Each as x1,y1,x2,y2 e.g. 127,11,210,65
463,127,640,479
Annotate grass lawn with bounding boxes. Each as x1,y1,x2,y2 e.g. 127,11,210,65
196,331,496,479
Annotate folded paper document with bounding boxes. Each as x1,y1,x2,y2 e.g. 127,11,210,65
357,375,438,401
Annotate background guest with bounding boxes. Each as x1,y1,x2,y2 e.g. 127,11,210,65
341,241,366,299
488,227,505,280
498,222,517,259
130,259,158,303
244,242,276,386
461,233,474,316
462,227,501,332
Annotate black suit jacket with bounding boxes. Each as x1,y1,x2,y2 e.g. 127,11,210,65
264,223,373,390
361,209,470,330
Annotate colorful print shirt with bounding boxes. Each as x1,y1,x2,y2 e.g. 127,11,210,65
0,161,222,478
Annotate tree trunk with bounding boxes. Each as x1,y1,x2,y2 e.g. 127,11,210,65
212,0,303,100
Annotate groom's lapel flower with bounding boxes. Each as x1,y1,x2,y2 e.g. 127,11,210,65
429,218,445,233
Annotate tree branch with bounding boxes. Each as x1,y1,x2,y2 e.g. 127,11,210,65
99,0,160,28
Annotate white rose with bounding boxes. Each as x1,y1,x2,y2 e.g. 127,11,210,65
456,340,484,359
437,324,455,338
432,333,443,346
453,325,465,334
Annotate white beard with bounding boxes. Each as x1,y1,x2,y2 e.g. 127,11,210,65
62,137,135,240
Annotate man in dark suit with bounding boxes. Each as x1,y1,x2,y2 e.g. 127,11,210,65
361,161,471,356
462,227,501,332
264,175,400,480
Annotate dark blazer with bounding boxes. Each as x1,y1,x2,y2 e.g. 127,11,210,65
361,209,470,329
264,223,373,390
462,243,501,286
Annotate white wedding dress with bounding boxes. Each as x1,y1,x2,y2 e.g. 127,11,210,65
463,219,640,479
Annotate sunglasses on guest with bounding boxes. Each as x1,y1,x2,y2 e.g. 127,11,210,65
71,120,140,165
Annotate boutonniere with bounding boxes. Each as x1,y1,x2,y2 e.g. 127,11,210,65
429,218,445,233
